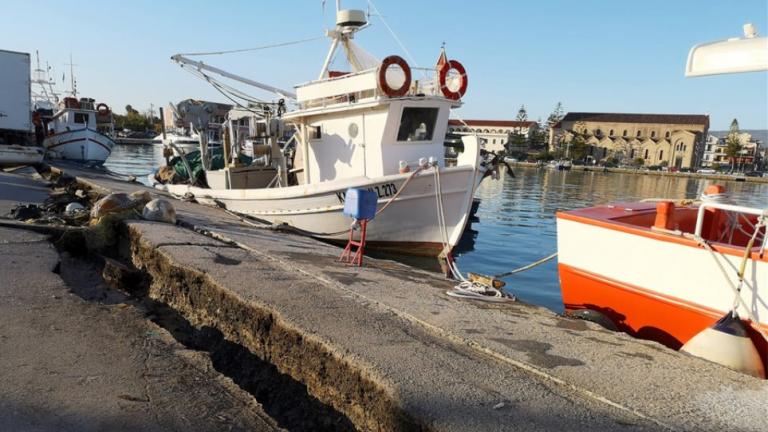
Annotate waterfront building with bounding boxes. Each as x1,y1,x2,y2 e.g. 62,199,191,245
702,132,762,170
549,112,709,168
162,99,233,131
448,119,538,153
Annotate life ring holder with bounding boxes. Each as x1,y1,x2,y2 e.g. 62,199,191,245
438,60,468,100
378,55,411,98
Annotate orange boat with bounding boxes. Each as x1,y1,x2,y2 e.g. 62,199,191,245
556,23,768,377
557,187,767,365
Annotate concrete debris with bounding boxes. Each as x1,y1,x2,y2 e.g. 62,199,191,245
142,198,176,224
9,204,42,220
90,191,151,220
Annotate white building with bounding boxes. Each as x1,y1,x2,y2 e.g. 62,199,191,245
702,132,762,169
447,119,537,153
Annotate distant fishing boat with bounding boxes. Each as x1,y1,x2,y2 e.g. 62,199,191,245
0,145,44,168
32,54,116,163
42,97,116,163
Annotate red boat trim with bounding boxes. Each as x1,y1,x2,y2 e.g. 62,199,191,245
559,263,768,333
557,211,768,263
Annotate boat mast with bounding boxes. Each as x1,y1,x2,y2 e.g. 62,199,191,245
65,54,77,98
317,0,368,79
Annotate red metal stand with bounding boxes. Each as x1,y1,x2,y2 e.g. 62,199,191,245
339,219,368,266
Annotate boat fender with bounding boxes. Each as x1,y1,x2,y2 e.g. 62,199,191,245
564,309,619,332
378,55,411,97
681,313,765,378
438,60,468,100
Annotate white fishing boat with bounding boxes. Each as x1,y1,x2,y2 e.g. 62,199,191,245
0,145,44,168
33,55,116,163
158,5,495,257
43,97,116,163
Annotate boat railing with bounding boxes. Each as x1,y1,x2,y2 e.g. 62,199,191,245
694,202,768,239
296,66,447,110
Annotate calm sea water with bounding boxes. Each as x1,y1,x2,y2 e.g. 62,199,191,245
105,144,768,313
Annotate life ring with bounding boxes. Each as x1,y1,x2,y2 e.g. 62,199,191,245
378,55,411,97
438,60,468,100
96,103,110,114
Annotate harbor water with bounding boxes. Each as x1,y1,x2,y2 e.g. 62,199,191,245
105,143,768,313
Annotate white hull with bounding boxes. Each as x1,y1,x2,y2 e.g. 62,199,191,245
44,128,115,163
166,165,480,256
0,145,44,168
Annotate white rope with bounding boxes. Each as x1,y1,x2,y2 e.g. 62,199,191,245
366,0,419,69
494,252,558,278
683,228,768,349
430,162,515,302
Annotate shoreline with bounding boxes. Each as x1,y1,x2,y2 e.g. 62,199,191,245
508,161,768,184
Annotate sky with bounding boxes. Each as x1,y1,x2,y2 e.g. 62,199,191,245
2,0,766,130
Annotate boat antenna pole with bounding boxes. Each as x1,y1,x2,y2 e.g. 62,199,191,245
65,54,77,98
318,0,369,79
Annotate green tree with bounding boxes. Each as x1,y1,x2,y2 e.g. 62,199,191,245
567,135,588,161
528,118,547,150
516,104,528,122
546,102,564,127
724,118,743,171
729,118,740,134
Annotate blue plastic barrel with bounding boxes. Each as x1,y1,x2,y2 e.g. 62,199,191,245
343,188,378,220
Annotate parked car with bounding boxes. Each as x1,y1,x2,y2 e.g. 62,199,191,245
744,171,763,177
696,168,717,174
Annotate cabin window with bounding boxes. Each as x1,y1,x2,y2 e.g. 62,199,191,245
74,112,90,124
397,107,439,142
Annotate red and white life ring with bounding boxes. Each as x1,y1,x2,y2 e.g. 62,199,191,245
438,60,468,100
378,55,411,97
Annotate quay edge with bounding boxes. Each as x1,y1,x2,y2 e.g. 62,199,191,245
3,165,768,432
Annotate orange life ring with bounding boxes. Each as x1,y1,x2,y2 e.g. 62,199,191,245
96,103,110,114
378,55,411,97
438,60,468,100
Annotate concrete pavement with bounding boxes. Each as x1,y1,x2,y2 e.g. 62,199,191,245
3,164,767,431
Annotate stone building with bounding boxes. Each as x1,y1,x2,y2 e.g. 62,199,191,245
549,113,709,168
448,119,538,153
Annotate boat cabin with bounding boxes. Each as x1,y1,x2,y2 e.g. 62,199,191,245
47,97,113,136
